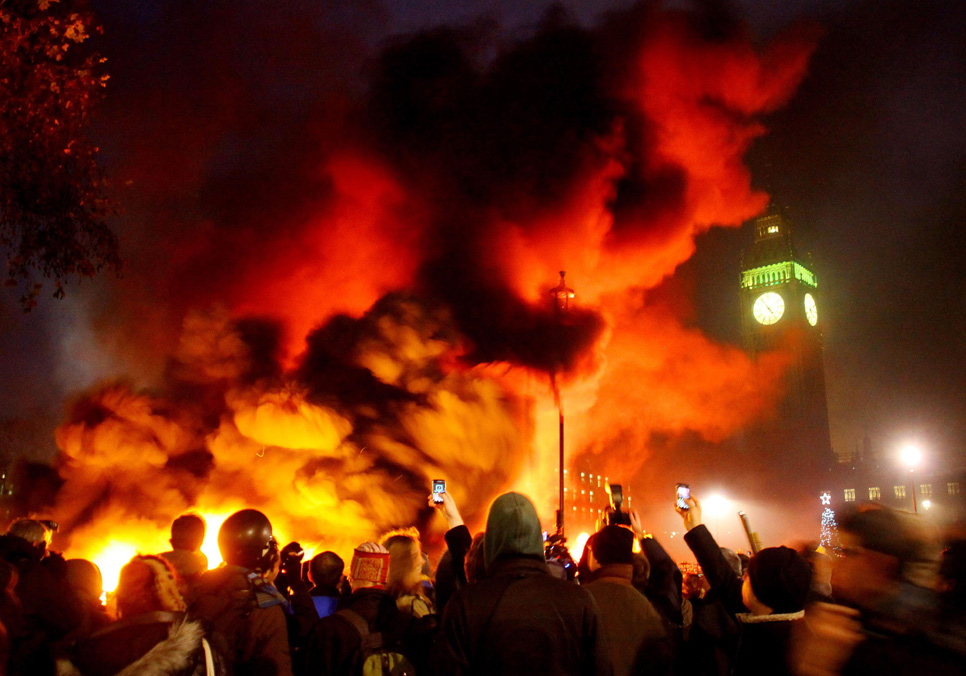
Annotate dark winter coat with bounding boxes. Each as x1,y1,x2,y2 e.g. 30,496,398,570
434,556,612,676
638,538,683,628
0,537,84,676
191,565,292,676
684,525,802,676
67,611,225,676
434,493,611,676
435,525,472,614
583,564,672,676
841,582,966,674
304,587,430,676
681,591,739,676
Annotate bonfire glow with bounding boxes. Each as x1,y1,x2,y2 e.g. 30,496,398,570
199,512,230,569
90,540,141,595
573,532,591,562
42,3,818,569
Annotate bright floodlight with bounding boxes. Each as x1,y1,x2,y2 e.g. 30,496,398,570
703,494,730,517
900,444,922,467
922,500,932,510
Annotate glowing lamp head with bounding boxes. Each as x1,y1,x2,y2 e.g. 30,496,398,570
550,271,575,312
922,500,932,510
702,494,730,518
900,445,922,468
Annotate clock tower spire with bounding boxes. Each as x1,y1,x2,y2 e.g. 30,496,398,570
740,204,835,478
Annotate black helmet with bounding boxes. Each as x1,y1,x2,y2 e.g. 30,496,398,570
218,509,278,572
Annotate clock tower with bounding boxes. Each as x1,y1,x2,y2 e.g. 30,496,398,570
740,206,835,481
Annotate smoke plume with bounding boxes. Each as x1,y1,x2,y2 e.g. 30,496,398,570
46,2,815,570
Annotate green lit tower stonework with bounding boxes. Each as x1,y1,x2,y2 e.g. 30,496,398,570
740,207,835,486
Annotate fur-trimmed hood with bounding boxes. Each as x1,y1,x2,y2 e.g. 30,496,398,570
59,617,220,676
736,609,805,624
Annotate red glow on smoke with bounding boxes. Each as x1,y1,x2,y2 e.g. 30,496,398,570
41,6,819,571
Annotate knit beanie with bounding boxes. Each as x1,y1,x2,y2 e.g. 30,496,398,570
591,526,634,565
747,546,811,613
350,541,390,588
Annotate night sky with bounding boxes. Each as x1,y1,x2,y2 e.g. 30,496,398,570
1,0,964,495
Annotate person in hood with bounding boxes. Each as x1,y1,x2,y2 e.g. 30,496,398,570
433,492,612,676
70,554,225,676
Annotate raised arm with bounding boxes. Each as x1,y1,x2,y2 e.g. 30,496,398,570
678,496,745,616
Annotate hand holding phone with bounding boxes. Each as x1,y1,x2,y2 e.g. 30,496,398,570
432,479,446,504
676,483,691,511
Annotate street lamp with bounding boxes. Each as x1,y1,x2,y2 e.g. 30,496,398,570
549,271,574,536
900,444,921,514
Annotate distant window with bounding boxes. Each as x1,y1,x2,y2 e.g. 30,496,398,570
768,225,779,234
949,483,961,496
844,489,855,502
894,486,906,499
921,484,932,496
869,487,881,501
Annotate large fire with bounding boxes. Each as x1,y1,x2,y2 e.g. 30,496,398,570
28,4,818,585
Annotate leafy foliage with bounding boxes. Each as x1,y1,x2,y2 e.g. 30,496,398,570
0,0,118,309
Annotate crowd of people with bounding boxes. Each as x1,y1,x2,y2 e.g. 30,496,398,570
0,488,964,676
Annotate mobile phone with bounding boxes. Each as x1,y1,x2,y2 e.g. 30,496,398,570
432,479,446,503
608,484,623,509
676,483,691,511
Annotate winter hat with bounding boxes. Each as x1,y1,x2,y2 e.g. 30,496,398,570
747,546,811,613
350,541,390,588
591,526,634,565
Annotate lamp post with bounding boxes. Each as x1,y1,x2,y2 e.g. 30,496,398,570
900,444,922,514
550,271,574,536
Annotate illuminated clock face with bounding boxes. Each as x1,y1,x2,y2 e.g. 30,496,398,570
753,292,785,325
804,293,818,326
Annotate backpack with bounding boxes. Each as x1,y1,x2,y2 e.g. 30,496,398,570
189,567,258,667
337,608,416,676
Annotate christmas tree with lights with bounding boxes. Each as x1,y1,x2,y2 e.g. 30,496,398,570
819,493,842,555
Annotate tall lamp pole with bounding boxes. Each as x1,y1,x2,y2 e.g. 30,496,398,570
901,444,922,514
550,271,574,536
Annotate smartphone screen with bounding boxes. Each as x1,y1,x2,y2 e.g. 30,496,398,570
676,483,691,511
432,479,446,503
